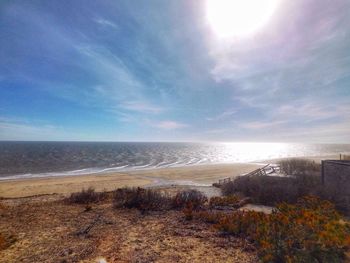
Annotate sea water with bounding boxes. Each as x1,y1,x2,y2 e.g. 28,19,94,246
0,141,349,179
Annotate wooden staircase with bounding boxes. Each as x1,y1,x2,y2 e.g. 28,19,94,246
216,164,280,186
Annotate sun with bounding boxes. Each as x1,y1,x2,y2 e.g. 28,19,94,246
206,0,280,38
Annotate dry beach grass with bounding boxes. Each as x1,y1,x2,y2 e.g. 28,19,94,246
0,194,257,263
1,156,349,262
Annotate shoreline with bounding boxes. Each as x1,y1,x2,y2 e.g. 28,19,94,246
0,154,343,198
0,161,260,181
0,152,345,181
0,163,261,198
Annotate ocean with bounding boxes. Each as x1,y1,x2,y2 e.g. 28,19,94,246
0,141,349,179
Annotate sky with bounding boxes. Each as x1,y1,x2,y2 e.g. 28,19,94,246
0,0,350,143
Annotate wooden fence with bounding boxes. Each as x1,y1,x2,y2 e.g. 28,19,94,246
321,160,350,195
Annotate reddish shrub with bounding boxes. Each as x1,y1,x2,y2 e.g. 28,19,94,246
172,189,207,210
113,187,172,211
198,196,350,262
0,234,6,250
183,202,194,220
65,187,108,204
195,210,224,224
0,233,16,251
0,202,6,210
209,195,241,208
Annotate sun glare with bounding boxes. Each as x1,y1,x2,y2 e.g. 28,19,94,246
206,0,280,38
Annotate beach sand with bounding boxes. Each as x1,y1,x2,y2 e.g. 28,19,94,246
0,155,347,262
0,154,343,198
0,163,261,198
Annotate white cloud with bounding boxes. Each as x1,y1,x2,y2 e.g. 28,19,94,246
206,109,237,121
75,46,169,119
240,120,287,130
151,120,188,130
76,46,142,96
207,0,350,86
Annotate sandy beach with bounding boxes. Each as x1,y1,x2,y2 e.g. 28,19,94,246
0,162,265,262
0,156,349,262
0,163,262,198
0,154,344,198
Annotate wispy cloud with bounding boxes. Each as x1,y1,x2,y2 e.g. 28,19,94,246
274,102,345,122
1,0,350,142
270,121,350,143
239,120,287,130
151,120,188,130
208,0,350,83
76,45,144,98
94,18,119,29
206,109,237,121
0,118,64,141
120,100,165,114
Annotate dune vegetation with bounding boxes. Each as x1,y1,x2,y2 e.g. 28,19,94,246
1,159,350,262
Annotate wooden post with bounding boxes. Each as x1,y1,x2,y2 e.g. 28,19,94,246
321,161,325,185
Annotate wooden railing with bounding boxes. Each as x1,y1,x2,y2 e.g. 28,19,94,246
216,164,280,186
245,164,271,177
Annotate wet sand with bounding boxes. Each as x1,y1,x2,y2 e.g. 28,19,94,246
0,163,261,198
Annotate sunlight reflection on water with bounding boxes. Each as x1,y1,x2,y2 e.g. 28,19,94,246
219,142,292,162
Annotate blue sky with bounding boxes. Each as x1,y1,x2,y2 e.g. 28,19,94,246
0,0,350,142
